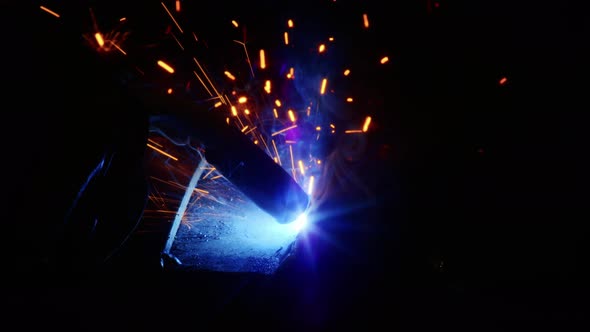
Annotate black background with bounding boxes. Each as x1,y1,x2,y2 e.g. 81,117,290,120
2,0,589,330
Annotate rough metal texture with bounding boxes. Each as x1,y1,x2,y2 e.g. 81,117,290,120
169,176,298,274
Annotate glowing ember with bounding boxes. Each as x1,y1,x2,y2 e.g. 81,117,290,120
157,60,175,73
363,13,370,28
94,33,105,47
363,116,372,132
259,49,266,69
40,5,60,18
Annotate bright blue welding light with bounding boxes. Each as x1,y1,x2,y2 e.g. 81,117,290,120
290,212,308,233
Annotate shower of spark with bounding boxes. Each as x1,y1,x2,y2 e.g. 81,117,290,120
37,0,379,228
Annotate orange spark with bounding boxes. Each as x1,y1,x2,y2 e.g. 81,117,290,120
284,32,289,45
147,138,162,147
40,6,60,18
238,96,247,103
328,37,334,41
264,80,271,94
147,144,178,161
320,78,328,95
214,101,222,108
362,116,372,132
273,108,278,118
167,88,173,94
161,2,183,33
231,106,238,116
344,69,350,76
275,99,282,107
259,49,266,69
193,70,213,96
157,60,175,73
345,129,363,134
499,77,508,85
363,13,370,28
231,20,239,28
380,56,389,64
224,71,236,80
272,124,298,136
286,67,295,79
110,42,127,55
94,33,105,47
288,109,296,123
288,19,294,28
318,44,326,53
175,0,181,12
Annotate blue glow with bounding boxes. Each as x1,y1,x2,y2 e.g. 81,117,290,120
289,212,308,233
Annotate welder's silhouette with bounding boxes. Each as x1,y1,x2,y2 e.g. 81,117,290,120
4,3,150,282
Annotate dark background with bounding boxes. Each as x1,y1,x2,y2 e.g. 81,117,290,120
2,0,589,330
